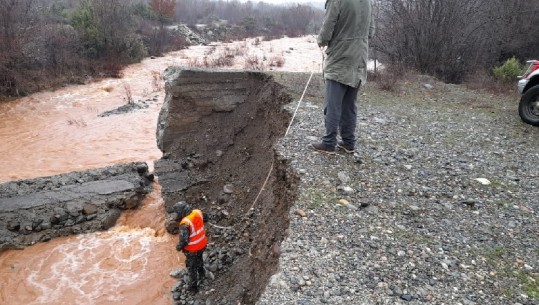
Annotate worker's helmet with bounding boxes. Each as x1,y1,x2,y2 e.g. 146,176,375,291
173,201,192,219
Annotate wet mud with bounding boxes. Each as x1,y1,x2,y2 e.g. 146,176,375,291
155,69,299,304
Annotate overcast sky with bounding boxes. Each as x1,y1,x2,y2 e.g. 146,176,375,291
234,0,326,10
238,0,324,5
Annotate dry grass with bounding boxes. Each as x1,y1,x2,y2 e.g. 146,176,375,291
464,69,517,96
151,71,163,92
370,70,403,92
269,55,285,68
185,55,233,68
122,81,134,104
262,33,285,41
225,44,248,57
66,117,87,127
244,55,266,71
187,57,200,67
213,52,235,67
205,46,217,56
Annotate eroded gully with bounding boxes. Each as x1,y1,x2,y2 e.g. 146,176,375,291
0,36,320,304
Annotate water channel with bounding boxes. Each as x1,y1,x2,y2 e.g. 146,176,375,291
0,36,321,304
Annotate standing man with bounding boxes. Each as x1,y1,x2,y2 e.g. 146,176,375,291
174,202,208,293
311,0,375,156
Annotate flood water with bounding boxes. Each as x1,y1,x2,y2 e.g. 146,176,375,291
0,36,322,304
0,183,179,305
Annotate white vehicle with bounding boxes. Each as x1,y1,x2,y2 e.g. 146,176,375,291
518,60,539,126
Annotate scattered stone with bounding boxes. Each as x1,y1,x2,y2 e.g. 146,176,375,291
346,203,358,210
223,184,234,194
7,221,20,232
205,269,215,280
272,243,281,257
337,186,354,194
373,117,386,124
170,268,187,279
338,199,349,205
337,172,350,184
82,203,98,215
359,200,370,208
474,178,491,185
295,209,307,217
99,102,149,117
365,205,378,214
400,294,413,301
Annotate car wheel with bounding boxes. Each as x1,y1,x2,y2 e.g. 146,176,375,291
519,85,539,126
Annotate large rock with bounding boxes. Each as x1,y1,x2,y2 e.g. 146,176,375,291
0,162,153,251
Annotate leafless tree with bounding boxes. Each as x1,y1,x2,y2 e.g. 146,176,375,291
373,0,502,82
281,4,315,36
373,0,539,82
0,0,39,95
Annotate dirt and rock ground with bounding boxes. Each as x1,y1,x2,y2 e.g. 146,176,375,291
157,70,537,305
256,73,538,305
1,35,537,304
155,70,299,305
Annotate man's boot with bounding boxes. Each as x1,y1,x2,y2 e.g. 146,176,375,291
187,282,198,293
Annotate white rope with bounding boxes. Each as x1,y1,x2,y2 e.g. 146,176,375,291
285,71,315,137
249,159,274,212
250,71,314,212
210,72,315,229
208,222,233,230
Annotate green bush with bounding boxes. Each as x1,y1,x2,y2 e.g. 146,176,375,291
493,57,522,82
133,2,155,20
70,1,106,59
122,34,148,62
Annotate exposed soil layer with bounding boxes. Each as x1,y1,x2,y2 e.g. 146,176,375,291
155,69,299,304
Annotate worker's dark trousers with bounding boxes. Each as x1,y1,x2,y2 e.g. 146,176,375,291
184,249,205,290
322,79,360,148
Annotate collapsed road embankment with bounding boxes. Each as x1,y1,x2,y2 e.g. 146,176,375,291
0,162,154,251
155,68,300,305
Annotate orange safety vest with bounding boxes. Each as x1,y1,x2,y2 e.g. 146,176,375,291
179,209,207,252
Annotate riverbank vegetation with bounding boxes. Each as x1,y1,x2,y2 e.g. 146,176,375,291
373,0,539,85
0,0,322,99
1,0,537,100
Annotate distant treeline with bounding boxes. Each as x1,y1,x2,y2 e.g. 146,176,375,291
374,0,539,83
0,0,323,99
2,0,537,98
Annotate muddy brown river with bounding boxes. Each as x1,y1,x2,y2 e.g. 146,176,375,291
0,49,184,304
0,37,321,304
0,183,179,305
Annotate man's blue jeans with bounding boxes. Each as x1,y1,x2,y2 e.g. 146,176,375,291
322,79,360,148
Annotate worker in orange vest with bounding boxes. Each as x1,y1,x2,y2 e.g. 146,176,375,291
174,202,208,293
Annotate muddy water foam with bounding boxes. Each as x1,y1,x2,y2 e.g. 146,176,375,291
0,183,181,305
